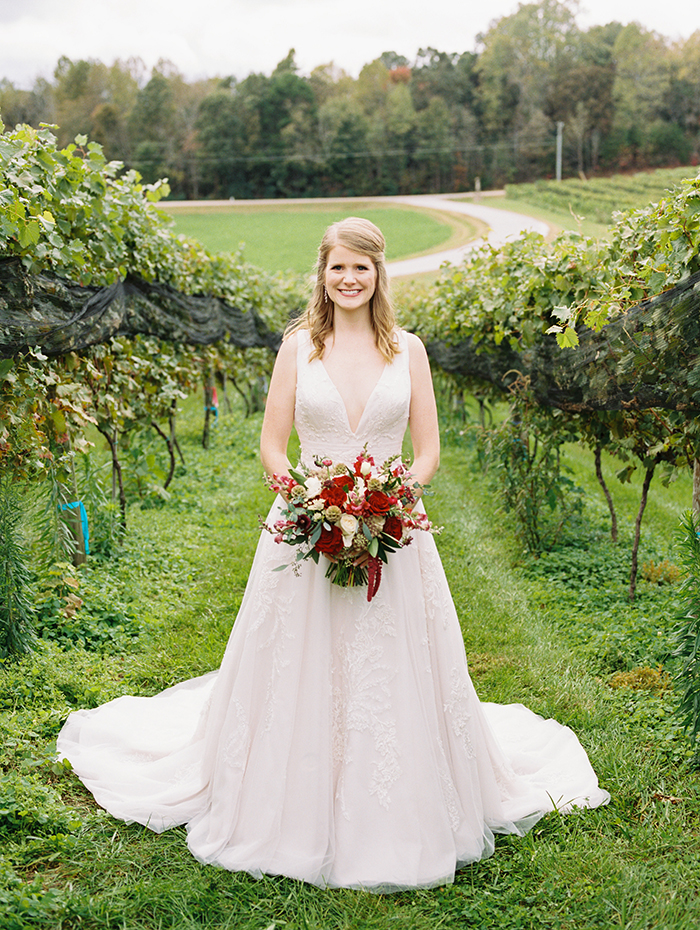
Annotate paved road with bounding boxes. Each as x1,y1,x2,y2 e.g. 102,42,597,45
386,193,551,277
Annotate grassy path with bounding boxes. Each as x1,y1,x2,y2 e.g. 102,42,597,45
2,403,700,928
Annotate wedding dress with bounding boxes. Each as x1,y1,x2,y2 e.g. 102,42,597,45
57,329,609,891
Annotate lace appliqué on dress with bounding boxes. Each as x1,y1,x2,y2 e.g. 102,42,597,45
419,539,453,631
222,700,250,770
246,541,294,733
333,598,401,814
444,667,476,760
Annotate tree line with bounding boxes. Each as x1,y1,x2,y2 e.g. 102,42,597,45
1,0,699,199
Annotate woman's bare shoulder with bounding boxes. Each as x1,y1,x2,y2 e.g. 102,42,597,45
269,330,301,380
403,330,429,361
278,328,302,356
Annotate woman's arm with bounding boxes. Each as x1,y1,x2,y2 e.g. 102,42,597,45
406,332,440,495
260,333,298,479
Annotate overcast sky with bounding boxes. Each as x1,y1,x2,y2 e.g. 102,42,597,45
1,0,698,89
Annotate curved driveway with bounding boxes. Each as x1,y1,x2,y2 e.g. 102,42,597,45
386,193,550,277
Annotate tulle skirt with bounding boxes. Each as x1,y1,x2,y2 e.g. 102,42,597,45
58,500,609,891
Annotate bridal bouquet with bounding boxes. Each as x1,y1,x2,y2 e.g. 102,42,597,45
262,449,440,601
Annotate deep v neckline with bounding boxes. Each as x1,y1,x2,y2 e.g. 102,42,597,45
319,360,389,436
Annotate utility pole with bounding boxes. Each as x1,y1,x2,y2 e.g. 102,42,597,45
556,121,564,181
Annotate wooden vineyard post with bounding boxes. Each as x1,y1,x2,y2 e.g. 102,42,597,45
63,504,87,566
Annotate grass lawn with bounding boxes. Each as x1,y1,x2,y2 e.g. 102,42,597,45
160,203,477,275
2,396,700,928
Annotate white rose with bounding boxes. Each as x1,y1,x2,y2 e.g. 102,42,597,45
360,461,372,477
304,476,322,498
339,513,358,546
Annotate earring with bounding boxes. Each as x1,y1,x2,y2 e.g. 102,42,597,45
324,286,329,303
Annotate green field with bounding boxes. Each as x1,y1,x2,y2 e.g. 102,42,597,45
160,204,471,274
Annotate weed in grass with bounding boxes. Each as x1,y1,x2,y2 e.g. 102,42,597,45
641,558,681,585
609,667,672,692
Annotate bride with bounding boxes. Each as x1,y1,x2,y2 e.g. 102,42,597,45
57,216,608,891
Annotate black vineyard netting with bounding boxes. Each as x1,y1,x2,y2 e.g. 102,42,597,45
2,256,700,413
427,268,700,412
0,257,281,358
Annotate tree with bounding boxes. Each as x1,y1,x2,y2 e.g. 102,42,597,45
317,97,370,195
384,83,417,191
670,31,700,162
129,65,177,178
415,96,453,191
379,51,410,70
53,57,141,159
354,59,391,116
308,62,353,108
129,61,215,197
411,48,477,114
196,87,252,198
546,23,620,174
476,0,580,138
0,79,49,130
223,51,316,197
611,24,674,167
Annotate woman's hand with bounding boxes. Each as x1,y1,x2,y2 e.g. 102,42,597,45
322,551,370,567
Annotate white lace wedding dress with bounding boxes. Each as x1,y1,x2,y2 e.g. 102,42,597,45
57,329,609,891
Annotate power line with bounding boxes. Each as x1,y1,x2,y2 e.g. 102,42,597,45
127,138,558,168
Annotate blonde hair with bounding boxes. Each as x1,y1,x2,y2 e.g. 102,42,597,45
286,216,398,363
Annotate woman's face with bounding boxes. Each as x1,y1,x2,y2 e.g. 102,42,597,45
324,245,377,315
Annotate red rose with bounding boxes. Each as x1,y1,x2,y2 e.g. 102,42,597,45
365,490,392,514
315,524,344,556
332,474,354,492
384,515,403,540
321,484,347,507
